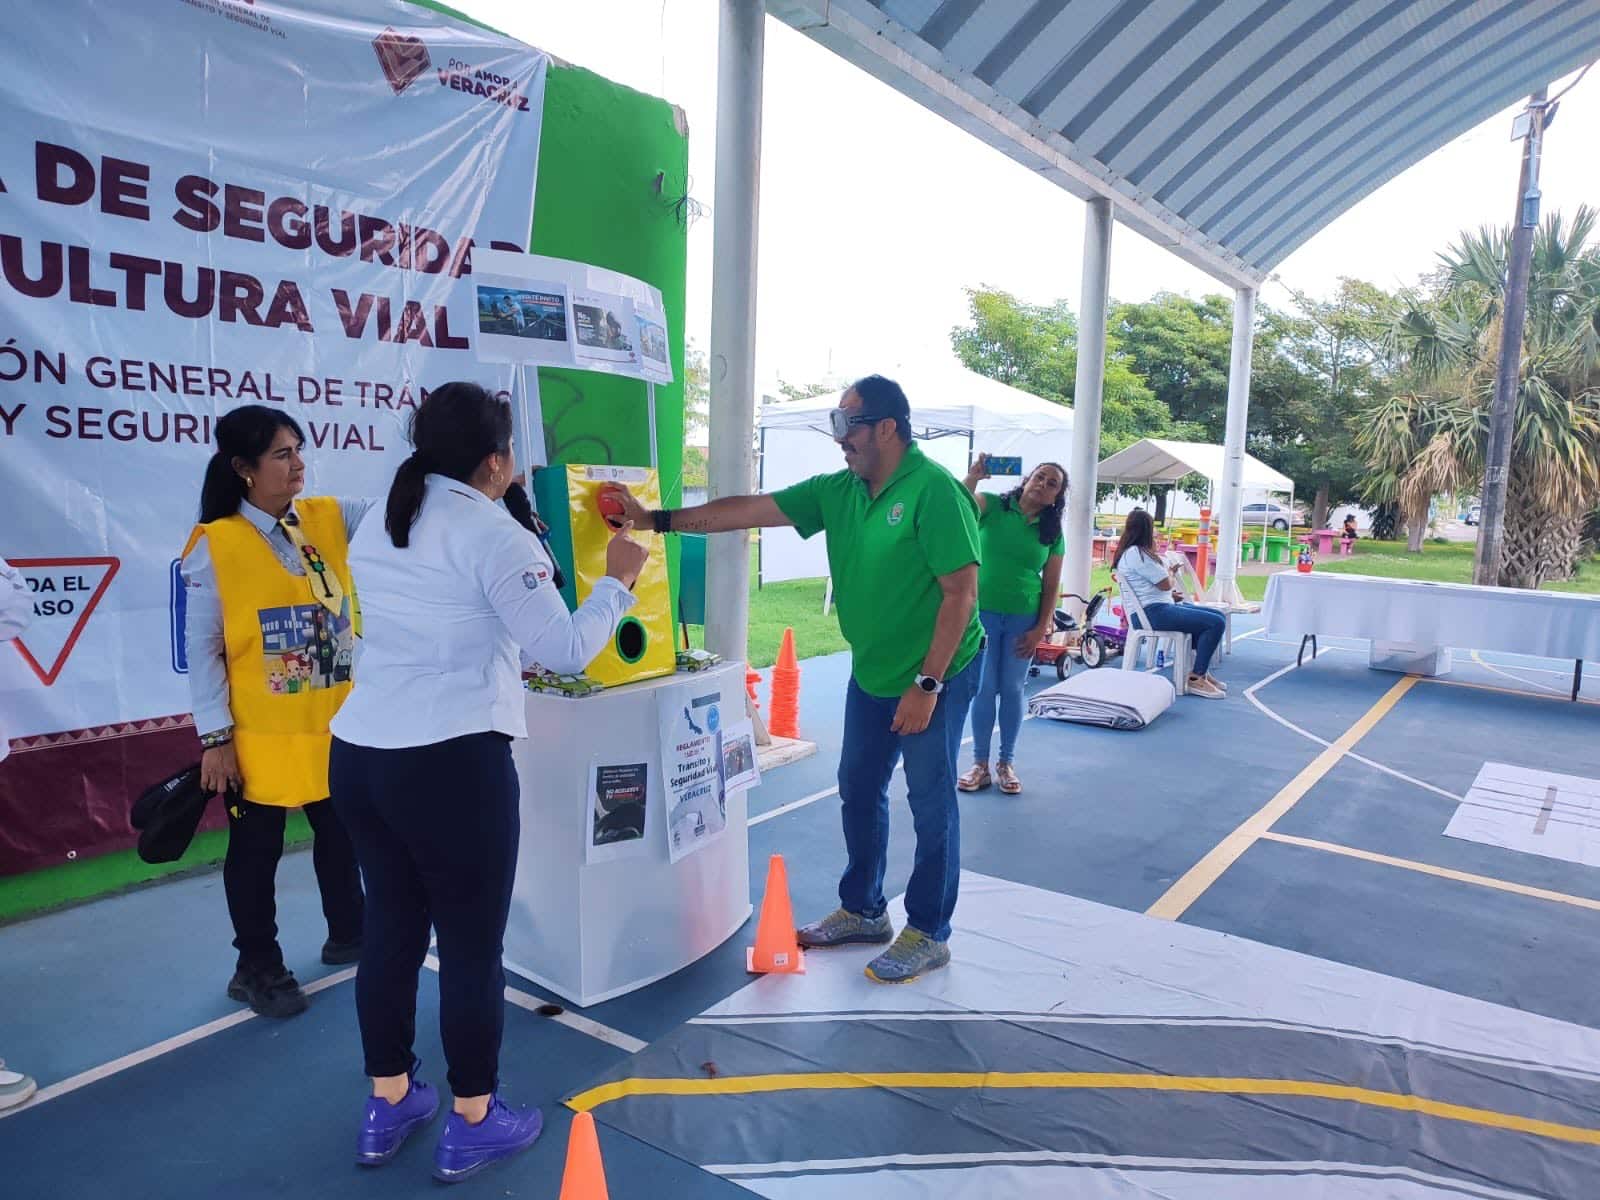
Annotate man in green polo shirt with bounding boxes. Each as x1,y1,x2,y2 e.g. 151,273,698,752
612,375,983,983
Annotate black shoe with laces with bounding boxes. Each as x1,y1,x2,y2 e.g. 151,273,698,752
321,936,363,966
227,966,309,1018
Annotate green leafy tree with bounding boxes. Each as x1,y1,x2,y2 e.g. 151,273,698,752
1360,207,1600,585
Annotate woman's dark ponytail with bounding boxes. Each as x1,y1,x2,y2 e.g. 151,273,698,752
384,452,433,549
199,406,305,523
386,381,514,548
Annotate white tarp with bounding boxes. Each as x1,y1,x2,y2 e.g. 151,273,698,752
0,0,546,740
1095,438,1293,492
757,364,1074,584
1027,668,1175,729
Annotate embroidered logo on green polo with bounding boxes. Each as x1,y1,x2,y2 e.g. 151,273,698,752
887,502,905,526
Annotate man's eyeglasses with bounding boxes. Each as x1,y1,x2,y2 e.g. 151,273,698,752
828,409,890,440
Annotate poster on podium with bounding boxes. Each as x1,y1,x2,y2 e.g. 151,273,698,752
658,679,727,863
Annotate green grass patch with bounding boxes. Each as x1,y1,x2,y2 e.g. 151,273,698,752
0,811,312,925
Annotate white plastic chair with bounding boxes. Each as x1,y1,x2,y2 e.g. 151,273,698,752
1113,569,1190,695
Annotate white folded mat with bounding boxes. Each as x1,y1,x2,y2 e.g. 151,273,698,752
1027,667,1175,729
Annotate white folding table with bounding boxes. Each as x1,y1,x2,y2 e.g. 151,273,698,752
1262,573,1600,701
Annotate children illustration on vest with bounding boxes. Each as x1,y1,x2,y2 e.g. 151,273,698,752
257,602,354,695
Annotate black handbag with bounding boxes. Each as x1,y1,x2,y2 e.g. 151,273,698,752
130,764,215,864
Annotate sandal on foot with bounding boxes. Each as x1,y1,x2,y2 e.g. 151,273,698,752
996,764,1022,794
957,764,991,792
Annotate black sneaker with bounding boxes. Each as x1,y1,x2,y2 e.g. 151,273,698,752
227,966,310,1018
321,936,363,966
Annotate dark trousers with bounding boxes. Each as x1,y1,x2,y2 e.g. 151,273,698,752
836,656,979,943
1140,601,1227,676
329,733,520,1099
224,795,365,974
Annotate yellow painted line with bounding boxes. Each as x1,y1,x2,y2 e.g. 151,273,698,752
1417,676,1599,708
567,1070,1600,1146
1145,675,1418,921
1260,831,1600,913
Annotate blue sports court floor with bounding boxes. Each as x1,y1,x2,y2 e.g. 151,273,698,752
5,617,1600,1197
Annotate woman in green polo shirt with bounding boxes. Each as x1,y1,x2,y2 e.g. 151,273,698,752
957,455,1066,795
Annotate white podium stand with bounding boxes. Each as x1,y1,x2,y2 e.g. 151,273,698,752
502,661,752,1006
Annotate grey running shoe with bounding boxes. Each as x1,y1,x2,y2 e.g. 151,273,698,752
796,908,893,949
864,928,951,984
0,1062,38,1111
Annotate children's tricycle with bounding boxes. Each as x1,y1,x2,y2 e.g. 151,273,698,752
1030,588,1126,679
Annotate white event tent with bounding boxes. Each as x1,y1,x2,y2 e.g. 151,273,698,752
1096,438,1297,546
757,364,1073,585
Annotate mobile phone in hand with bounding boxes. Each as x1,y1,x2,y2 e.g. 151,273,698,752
986,455,1022,476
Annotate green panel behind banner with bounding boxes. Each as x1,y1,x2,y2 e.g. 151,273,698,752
530,65,689,611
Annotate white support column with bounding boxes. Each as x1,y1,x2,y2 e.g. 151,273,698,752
1211,285,1256,606
705,0,764,664
1063,197,1113,615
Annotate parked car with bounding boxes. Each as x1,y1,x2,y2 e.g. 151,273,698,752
1465,505,1480,526
1241,501,1307,531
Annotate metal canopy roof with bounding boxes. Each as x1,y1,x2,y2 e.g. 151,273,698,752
769,0,1600,287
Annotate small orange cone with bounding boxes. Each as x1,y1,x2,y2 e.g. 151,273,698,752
768,628,801,740
558,1111,610,1200
745,667,762,711
747,853,805,974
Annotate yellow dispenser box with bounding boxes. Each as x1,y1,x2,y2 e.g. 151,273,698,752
564,465,675,688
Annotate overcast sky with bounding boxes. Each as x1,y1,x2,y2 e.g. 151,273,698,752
461,2,1598,396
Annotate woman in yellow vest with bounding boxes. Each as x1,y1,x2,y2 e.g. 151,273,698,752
182,405,367,1019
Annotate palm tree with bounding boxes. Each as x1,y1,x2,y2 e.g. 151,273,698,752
1360,207,1600,586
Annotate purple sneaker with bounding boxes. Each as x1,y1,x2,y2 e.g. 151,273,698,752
355,1075,439,1166
432,1097,544,1183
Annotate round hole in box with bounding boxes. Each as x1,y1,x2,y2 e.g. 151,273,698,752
616,616,647,664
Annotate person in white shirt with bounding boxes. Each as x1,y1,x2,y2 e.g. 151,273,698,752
1112,508,1226,699
182,405,368,1021
329,381,646,1182
0,558,38,1112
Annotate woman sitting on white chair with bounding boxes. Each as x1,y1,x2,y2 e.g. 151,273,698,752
1112,509,1226,699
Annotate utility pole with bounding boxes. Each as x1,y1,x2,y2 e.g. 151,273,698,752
1475,86,1548,586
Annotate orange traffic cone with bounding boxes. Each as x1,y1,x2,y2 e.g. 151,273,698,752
768,628,801,740
559,1111,610,1200
745,667,762,711
747,853,805,974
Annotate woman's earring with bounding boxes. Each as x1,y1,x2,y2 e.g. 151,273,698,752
245,475,255,489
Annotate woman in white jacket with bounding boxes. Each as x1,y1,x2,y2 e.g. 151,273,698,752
328,382,647,1183
0,559,38,1111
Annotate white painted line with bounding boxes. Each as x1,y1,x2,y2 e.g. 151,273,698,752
750,785,837,827
1470,649,1570,697
422,955,645,1055
747,717,1037,828
705,1151,1533,1200
0,966,358,1120
1243,651,1463,803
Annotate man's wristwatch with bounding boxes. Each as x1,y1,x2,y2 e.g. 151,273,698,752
651,509,673,534
914,673,944,695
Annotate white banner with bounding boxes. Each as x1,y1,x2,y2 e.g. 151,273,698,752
0,0,547,739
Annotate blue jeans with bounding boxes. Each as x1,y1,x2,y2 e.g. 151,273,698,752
1139,602,1226,675
970,610,1037,764
836,655,979,942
